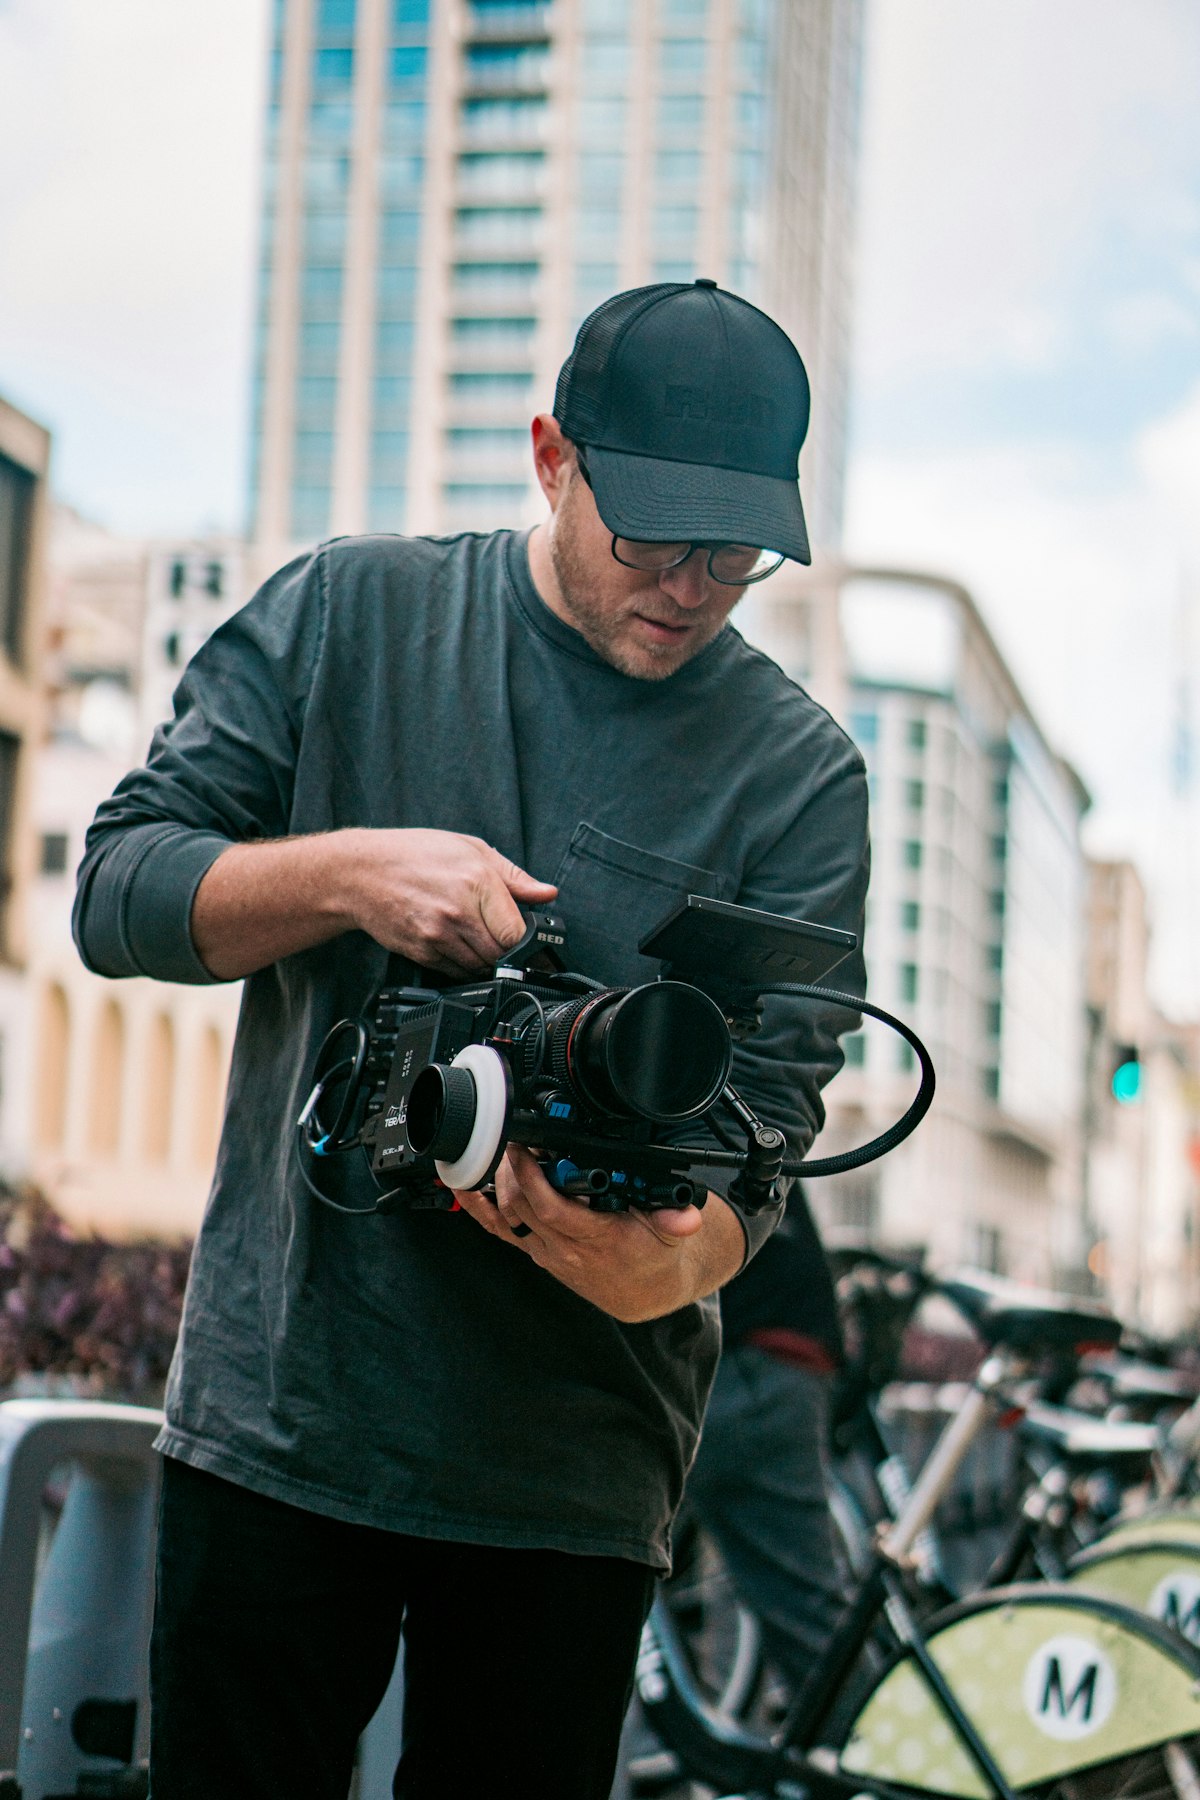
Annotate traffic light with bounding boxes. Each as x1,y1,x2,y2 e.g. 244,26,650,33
1110,1043,1142,1105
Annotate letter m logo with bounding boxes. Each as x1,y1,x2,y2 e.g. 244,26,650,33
1040,1656,1099,1723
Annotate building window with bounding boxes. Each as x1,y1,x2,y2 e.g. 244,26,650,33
906,717,927,750
383,101,428,143
657,93,704,132
660,38,707,76
168,559,187,597
391,44,428,83
848,708,877,746
905,779,925,811
986,942,1003,971
988,888,1006,917
896,1040,915,1073
313,46,355,84
578,151,624,199
317,0,356,28
899,962,918,1003
40,832,69,876
984,999,1002,1037
653,204,699,242
902,840,922,870
900,900,920,932
655,148,702,187
970,1221,1005,1273
982,1066,1001,1102
842,1033,866,1068
579,96,627,141
368,488,406,531
582,40,630,85
394,0,429,22
204,562,224,597
461,95,549,143
0,453,34,666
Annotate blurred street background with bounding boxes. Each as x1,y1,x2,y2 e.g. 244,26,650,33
0,0,1199,1369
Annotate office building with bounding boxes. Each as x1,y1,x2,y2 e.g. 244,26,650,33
781,565,1092,1289
249,0,865,559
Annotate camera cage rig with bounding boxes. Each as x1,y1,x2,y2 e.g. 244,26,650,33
297,895,936,1220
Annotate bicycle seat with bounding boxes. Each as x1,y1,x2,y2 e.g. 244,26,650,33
936,1269,1122,1355
1019,1401,1160,1466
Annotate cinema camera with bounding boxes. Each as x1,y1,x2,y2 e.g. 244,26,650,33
298,895,935,1219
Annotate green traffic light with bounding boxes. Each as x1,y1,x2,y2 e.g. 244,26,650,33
1112,1060,1142,1104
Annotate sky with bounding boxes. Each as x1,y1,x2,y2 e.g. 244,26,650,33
1,0,1199,1004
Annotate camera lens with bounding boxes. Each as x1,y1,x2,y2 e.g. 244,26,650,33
549,982,732,1122
407,1062,477,1161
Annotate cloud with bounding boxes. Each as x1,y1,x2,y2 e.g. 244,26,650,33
0,0,269,531
854,0,1200,392
1137,380,1200,548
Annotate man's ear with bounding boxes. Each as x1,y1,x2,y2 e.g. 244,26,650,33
531,414,575,512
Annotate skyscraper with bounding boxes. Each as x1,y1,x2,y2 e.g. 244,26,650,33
249,0,865,558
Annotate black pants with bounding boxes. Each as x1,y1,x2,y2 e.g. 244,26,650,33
150,1458,656,1800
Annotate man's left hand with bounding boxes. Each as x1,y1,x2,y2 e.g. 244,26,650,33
453,1145,746,1323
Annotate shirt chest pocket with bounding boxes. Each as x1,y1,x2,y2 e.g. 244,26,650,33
551,823,733,988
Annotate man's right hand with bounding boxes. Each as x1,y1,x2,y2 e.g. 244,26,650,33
190,827,557,982
337,828,557,975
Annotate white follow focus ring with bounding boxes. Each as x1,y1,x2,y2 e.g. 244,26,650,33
434,1043,510,1191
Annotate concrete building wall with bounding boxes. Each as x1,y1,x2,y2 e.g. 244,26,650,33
24,738,241,1239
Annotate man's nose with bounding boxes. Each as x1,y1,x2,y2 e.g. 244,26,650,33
657,549,712,609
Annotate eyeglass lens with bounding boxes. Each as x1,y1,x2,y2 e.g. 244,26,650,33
612,539,783,585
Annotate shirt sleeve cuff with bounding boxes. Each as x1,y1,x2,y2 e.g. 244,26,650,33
699,1164,786,1271
77,824,233,983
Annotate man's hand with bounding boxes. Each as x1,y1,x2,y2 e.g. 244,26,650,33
191,827,557,980
453,1146,747,1323
337,828,557,975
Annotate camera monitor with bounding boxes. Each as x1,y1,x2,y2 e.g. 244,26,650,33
639,894,857,990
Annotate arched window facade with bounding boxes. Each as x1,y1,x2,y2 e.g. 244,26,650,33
142,1012,176,1162
192,1024,227,1169
34,982,70,1151
87,998,125,1157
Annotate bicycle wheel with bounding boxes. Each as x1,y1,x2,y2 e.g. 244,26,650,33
655,1514,764,1717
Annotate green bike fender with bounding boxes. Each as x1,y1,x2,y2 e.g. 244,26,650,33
1068,1538,1200,1646
838,1585,1200,1798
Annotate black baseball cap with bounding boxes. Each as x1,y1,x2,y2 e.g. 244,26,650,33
553,279,811,565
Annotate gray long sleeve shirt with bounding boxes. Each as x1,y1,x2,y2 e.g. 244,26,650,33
73,529,868,1570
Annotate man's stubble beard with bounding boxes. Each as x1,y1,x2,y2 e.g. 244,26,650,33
547,475,733,682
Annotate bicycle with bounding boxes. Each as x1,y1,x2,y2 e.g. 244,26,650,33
632,1272,1200,1797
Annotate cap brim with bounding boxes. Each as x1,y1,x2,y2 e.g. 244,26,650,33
584,446,811,566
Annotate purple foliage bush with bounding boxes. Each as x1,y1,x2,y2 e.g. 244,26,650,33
0,1180,191,1401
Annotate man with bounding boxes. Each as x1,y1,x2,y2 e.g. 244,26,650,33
73,281,868,1799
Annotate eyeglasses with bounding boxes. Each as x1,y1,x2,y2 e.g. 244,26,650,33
575,447,785,587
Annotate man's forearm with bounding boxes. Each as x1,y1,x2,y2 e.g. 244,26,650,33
191,826,560,982
671,1192,748,1311
191,834,357,980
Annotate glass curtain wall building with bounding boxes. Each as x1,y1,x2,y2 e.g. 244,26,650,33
250,0,865,554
